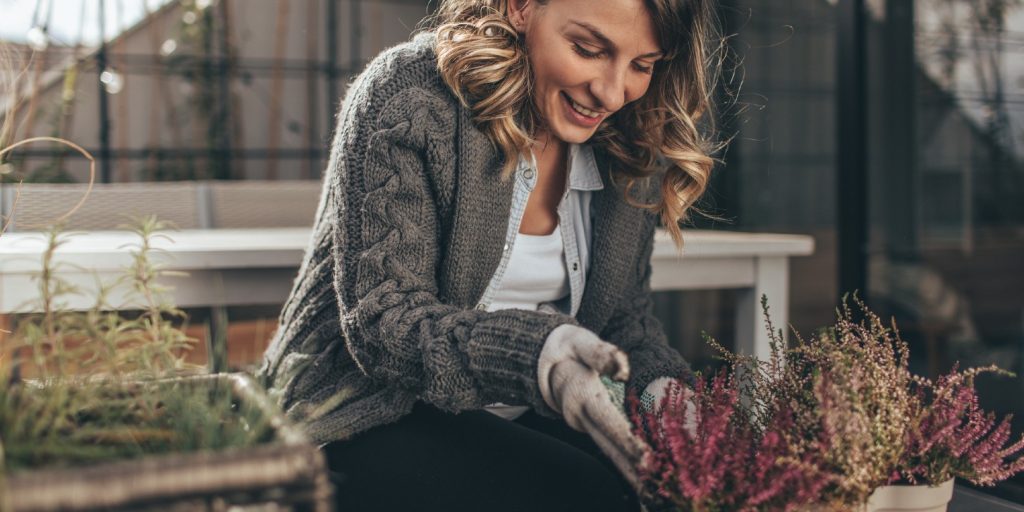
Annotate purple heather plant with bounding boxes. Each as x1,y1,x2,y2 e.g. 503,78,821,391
627,368,831,512
900,363,1024,487
627,293,1024,511
800,296,916,505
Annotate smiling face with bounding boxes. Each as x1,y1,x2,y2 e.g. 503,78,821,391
508,0,662,145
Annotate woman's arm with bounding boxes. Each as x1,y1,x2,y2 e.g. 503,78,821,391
331,85,574,417
598,211,696,400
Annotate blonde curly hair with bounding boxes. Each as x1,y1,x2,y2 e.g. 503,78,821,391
420,0,726,249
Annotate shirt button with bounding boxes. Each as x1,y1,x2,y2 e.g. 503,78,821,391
572,262,579,271
523,169,535,179
475,303,487,311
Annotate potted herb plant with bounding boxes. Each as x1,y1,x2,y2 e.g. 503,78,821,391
0,217,334,511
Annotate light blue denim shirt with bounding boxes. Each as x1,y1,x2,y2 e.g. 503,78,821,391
474,143,605,318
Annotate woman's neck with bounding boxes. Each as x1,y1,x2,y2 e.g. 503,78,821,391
517,129,570,235
531,130,568,179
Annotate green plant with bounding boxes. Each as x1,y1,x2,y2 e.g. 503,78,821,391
0,216,274,475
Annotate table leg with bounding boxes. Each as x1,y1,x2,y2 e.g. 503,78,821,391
734,256,790,362
207,305,229,373
205,270,229,373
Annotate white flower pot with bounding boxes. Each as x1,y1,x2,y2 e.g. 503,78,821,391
866,478,955,512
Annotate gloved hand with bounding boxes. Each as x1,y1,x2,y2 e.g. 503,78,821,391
537,324,652,492
641,376,697,437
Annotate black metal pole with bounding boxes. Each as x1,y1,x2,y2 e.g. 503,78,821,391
714,0,742,228
882,0,917,262
307,0,321,178
326,0,339,119
97,0,112,183
350,0,362,72
837,0,868,303
216,0,234,180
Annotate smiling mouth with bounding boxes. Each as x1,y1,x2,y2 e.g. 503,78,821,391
562,92,602,119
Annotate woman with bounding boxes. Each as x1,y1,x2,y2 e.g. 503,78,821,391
258,0,720,509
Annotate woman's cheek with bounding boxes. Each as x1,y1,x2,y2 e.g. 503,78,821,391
539,48,582,86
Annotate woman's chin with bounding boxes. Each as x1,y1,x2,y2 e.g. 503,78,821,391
548,124,598,145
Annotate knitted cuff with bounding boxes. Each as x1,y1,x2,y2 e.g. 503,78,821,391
469,311,578,417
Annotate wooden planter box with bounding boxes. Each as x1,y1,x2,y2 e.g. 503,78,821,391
2,373,333,512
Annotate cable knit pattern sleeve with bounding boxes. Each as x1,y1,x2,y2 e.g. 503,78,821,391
331,86,575,417
599,210,696,401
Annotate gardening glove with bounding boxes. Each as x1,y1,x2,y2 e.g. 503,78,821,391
537,324,653,492
601,376,698,438
641,377,697,437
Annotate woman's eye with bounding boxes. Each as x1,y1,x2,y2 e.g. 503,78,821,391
572,43,602,59
633,62,654,75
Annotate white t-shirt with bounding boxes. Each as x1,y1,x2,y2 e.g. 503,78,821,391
484,224,570,420
486,224,570,311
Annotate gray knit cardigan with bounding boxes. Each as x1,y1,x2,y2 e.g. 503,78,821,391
257,30,695,446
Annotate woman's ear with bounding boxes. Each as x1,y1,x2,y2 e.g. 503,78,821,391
507,0,533,33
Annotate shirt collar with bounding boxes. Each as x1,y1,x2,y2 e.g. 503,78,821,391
516,151,531,172
515,143,606,192
568,143,605,191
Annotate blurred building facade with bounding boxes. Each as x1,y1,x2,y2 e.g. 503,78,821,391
1,0,431,183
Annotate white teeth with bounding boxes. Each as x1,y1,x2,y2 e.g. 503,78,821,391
568,96,600,118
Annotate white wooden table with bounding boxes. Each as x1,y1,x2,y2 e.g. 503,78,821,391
0,228,814,368
651,229,814,361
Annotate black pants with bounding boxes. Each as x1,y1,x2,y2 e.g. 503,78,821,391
322,400,642,512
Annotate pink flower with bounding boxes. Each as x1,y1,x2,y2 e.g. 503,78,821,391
902,364,1024,486
628,368,830,511
627,294,1024,511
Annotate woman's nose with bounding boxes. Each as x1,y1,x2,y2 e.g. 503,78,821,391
589,66,629,113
